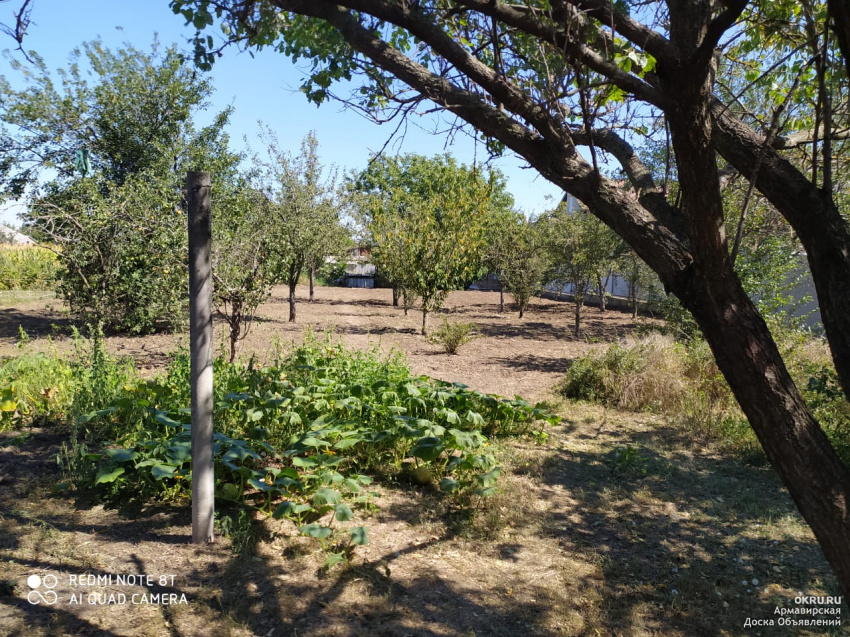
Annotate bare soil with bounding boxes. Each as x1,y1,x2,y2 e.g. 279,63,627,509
0,287,844,636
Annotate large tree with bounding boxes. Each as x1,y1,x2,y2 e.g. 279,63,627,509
183,0,850,595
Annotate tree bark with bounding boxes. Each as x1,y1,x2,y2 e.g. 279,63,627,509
499,284,504,313
596,273,606,312
712,103,850,400
309,266,315,302
573,298,582,338
288,269,297,323
392,286,399,307
421,308,429,335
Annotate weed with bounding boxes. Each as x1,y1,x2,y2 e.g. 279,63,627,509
428,318,479,354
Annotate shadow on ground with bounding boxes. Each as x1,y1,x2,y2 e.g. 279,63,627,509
0,420,844,637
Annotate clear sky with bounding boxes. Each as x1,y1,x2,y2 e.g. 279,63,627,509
0,0,563,226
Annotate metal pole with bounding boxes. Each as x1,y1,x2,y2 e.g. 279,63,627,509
187,171,214,544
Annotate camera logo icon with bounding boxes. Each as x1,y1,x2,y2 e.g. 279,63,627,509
27,574,58,605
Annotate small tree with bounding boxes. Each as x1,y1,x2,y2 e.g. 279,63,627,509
358,154,503,334
497,216,549,318
544,205,620,337
617,249,659,319
211,182,278,362
259,131,343,322
4,39,229,334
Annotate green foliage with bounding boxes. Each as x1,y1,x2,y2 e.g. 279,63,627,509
564,332,850,466
353,154,510,333
428,318,480,355
543,205,621,336
0,341,73,430
0,328,134,433
484,213,549,318
51,332,555,559
2,39,233,334
254,130,349,322
0,245,58,291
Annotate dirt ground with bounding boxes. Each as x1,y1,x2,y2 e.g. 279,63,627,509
0,286,658,401
0,287,845,636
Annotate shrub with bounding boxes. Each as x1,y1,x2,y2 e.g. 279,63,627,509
56,335,557,562
0,346,74,430
563,334,688,412
563,332,850,466
428,318,479,355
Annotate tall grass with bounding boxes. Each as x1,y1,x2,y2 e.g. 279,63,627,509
0,244,59,290
562,332,850,464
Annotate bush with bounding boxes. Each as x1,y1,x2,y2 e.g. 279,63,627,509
0,244,58,291
563,334,689,412
428,318,479,354
54,335,557,560
563,332,850,466
0,345,74,430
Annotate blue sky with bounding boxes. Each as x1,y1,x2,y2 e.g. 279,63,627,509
0,0,563,226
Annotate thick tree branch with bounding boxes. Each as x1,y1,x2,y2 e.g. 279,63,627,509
689,0,747,72
333,0,574,148
266,0,692,288
711,98,850,400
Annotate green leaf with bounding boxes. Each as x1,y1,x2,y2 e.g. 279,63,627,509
95,466,125,484
154,411,184,428
299,523,332,539
333,436,363,450
322,552,346,570
410,436,444,462
151,464,177,480
247,477,276,492
274,501,313,519
301,436,330,448
476,466,501,488
475,486,498,497
105,448,137,463
342,478,361,493
349,526,369,545
313,488,342,506
333,503,354,521
439,477,460,493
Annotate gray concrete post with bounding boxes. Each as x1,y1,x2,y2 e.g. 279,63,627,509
187,171,214,544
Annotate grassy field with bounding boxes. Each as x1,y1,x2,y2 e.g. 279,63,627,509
0,286,845,636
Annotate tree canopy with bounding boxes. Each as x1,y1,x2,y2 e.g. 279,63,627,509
354,152,510,333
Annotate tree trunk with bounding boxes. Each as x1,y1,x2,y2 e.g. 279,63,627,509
309,266,315,302
597,273,606,312
421,308,429,335
678,268,850,600
518,304,524,319
229,327,238,364
499,285,504,313
392,286,399,307
573,298,582,338
288,279,297,323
